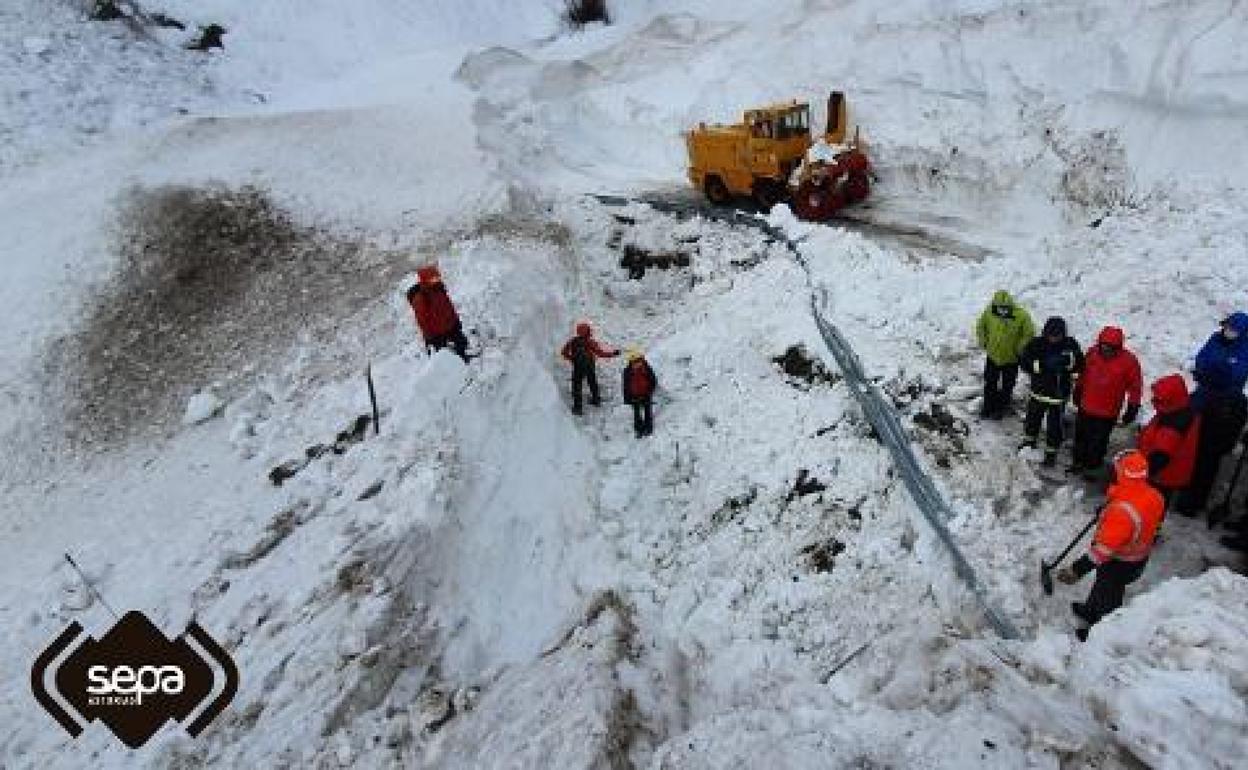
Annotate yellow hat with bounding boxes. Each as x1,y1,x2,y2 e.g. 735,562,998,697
626,347,643,362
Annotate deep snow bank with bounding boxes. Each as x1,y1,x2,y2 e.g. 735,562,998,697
0,0,559,174
1,231,617,768
466,0,1248,235
1067,569,1248,769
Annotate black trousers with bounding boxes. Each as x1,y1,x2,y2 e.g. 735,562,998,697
428,328,469,362
571,366,600,412
1024,397,1065,452
630,400,653,436
983,358,1018,415
1178,436,1233,513
1073,412,1115,468
1083,559,1147,624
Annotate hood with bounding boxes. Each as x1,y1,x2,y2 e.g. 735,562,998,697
417,265,442,285
1111,449,1149,482
989,290,1015,309
1226,312,1248,336
1097,326,1124,348
576,321,592,337
1042,316,1067,338
1151,374,1190,413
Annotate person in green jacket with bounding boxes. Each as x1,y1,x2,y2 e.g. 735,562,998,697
975,290,1035,419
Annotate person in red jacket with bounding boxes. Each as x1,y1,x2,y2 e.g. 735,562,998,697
621,349,658,437
1057,449,1165,641
1070,327,1143,476
406,265,469,361
560,321,619,415
1136,374,1202,503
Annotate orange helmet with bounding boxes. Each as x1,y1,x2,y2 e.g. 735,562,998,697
417,265,442,285
575,321,591,337
1112,450,1149,482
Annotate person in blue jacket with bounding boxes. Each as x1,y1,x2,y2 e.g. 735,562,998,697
1193,312,1248,408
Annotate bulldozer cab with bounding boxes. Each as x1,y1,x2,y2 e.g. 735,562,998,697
745,103,810,141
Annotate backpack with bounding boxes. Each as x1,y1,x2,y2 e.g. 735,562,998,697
626,362,653,399
568,336,593,369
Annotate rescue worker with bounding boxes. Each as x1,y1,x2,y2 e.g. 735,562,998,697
1018,317,1084,466
1057,449,1165,641
1193,312,1248,398
975,290,1036,419
1175,360,1245,517
621,349,658,437
1136,373,1202,506
1070,326,1142,476
560,321,619,415
406,265,469,361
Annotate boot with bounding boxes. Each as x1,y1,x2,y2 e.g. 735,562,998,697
1075,627,1089,642
1071,602,1095,625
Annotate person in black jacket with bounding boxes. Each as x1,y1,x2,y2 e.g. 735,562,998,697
1176,359,1247,517
1018,316,1085,466
621,349,658,437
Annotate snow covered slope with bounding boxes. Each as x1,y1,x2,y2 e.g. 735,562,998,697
2,1,1247,768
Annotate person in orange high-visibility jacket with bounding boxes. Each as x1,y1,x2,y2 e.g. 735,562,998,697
1057,449,1165,640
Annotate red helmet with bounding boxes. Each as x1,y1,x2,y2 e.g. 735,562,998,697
417,265,442,285
1112,450,1149,482
576,321,591,337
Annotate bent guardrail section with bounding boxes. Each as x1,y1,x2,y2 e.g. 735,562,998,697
590,194,1019,639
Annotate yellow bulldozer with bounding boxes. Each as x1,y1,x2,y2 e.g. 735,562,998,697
685,91,870,218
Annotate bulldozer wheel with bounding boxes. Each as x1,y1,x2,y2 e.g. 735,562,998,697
703,176,730,206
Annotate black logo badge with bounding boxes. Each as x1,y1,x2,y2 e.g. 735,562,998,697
31,611,238,749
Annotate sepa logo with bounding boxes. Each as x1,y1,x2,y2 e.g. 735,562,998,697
31,611,238,749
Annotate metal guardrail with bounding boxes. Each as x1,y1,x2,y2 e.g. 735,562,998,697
592,194,1020,639
806,288,1020,639
764,219,1020,640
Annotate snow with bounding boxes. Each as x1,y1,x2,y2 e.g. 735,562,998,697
3,0,1248,768
183,390,224,425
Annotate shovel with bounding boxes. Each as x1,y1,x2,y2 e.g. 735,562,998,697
1040,509,1101,595
1208,447,1247,529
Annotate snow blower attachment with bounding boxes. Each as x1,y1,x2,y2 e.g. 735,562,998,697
685,91,870,217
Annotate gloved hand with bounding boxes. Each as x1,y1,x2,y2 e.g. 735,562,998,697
1055,566,1082,585
1121,403,1140,425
